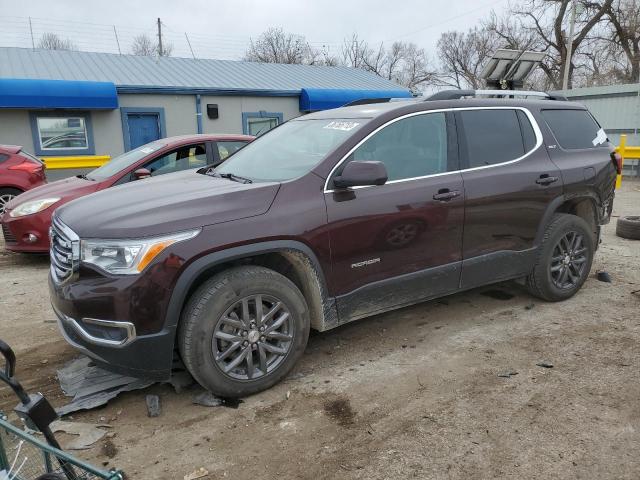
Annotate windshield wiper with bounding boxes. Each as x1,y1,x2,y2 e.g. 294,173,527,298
212,172,253,184
76,174,94,181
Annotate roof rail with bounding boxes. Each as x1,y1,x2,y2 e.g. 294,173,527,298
425,89,568,101
343,97,392,107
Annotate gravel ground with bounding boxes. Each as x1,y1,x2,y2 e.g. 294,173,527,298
1,180,639,480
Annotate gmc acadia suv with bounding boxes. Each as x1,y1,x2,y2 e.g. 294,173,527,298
48,91,620,397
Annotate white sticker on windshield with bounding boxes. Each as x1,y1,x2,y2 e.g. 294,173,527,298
324,121,360,131
592,128,607,146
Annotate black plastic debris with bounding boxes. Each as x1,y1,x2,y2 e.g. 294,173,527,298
146,395,161,417
596,271,612,283
497,370,518,378
536,362,554,368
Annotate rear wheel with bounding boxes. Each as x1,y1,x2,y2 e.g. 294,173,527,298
0,187,21,215
178,266,310,397
526,214,594,302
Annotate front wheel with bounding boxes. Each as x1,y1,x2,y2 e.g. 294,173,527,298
0,187,22,215
178,266,310,397
526,214,595,302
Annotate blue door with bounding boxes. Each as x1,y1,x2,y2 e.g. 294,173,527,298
127,113,160,150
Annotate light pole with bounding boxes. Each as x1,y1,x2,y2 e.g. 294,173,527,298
562,0,577,90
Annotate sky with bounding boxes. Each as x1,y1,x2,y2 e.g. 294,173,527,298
0,0,510,61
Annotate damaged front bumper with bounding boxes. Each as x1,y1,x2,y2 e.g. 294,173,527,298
49,275,175,381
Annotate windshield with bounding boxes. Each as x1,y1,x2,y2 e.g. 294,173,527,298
87,142,165,180
215,119,365,182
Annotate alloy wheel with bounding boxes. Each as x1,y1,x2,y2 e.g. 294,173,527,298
212,294,294,380
549,231,588,289
0,193,15,215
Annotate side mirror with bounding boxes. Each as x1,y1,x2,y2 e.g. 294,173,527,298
333,161,388,189
133,168,152,180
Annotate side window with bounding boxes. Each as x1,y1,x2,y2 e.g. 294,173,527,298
350,112,448,182
144,144,207,176
459,109,525,168
517,110,537,152
217,141,249,161
541,109,604,150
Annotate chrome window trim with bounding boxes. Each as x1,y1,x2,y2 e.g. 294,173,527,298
323,106,543,193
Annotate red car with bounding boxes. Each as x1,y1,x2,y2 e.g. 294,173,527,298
0,145,47,216
1,134,253,252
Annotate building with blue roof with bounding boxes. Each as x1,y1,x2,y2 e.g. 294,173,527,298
0,47,411,162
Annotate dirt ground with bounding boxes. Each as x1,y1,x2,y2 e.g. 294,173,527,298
1,181,639,480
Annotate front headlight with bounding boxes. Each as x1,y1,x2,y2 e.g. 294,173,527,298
80,229,200,275
9,197,61,218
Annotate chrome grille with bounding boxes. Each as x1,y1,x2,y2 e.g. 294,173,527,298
1,223,16,244
50,216,79,283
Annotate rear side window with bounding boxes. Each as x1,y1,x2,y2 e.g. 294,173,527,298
0,153,8,163
459,109,526,168
541,109,604,149
517,110,537,152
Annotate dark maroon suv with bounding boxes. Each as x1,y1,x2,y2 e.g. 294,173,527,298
49,91,619,397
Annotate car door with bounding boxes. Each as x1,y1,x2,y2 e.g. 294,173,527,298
324,111,465,321
456,107,563,289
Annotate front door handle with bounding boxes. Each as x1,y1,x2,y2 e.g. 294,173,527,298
536,175,559,186
433,189,461,201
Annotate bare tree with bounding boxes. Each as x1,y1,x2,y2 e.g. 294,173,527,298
131,33,172,57
606,0,640,82
501,0,613,89
244,28,316,64
38,33,77,51
436,27,498,89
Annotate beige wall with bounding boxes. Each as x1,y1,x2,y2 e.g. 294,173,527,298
200,95,301,134
0,110,35,153
0,93,302,159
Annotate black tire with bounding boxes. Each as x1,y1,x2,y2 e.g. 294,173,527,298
616,215,640,240
0,187,22,215
526,214,594,302
178,266,310,398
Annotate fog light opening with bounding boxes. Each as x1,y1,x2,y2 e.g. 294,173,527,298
24,233,39,244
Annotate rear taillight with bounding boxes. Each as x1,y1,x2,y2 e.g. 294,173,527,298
611,152,623,175
8,160,43,174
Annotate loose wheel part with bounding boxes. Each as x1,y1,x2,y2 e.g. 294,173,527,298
616,215,640,240
526,214,594,302
178,265,310,397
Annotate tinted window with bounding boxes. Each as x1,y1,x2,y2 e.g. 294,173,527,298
217,141,248,161
542,109,604,149
460,109,524,167
517,110,537,152
350,112,448,181
0,153,8,163
145,144,207,176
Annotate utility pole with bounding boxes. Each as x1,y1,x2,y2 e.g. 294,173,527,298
562,0,577,90
113,26,122,55
157,17,163,57
28,17,35,50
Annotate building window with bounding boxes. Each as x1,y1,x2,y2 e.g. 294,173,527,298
242,111,284,136
29,112,95,156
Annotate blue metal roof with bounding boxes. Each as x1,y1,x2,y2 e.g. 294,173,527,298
300,88,412,111
0,47,409,96
0,78,118,109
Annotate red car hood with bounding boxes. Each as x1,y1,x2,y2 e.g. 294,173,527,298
5,176,102,212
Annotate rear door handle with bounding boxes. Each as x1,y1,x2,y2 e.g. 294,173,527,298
433,189,461,201
536,175,559,186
